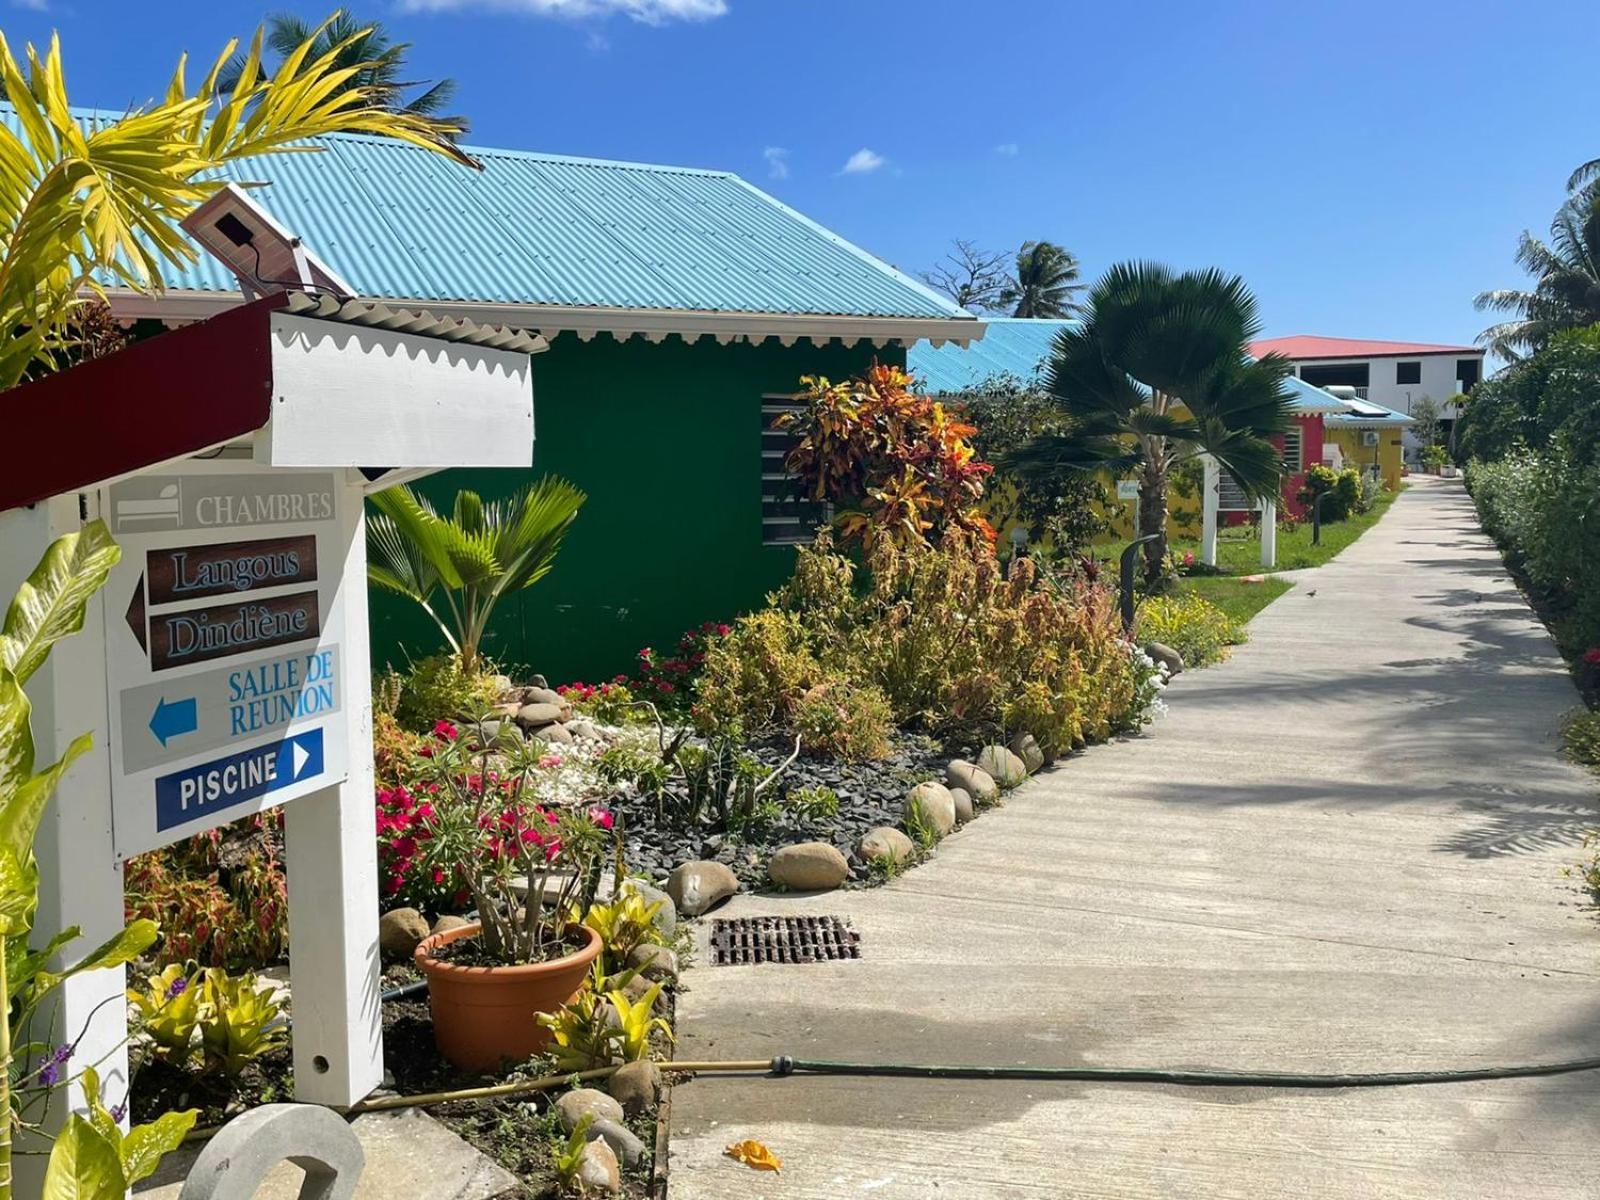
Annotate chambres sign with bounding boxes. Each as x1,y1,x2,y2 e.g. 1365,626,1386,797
104,465,350,859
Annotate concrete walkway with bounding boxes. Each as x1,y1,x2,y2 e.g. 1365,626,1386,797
667,478,1600,1199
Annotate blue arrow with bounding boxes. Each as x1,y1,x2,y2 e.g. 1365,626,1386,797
149,696,198,747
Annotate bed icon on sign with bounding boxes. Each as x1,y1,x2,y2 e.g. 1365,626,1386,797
115,482,182,530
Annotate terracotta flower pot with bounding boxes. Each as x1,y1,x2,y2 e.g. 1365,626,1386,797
415,920,602,1072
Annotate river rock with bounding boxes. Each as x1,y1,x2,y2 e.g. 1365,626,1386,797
430,914,471,937
576,1139,621,1194
626,944,679,983
857,826,915,865
904,781,956,837
587,1118,647,1170
976,744,1027,789
522,686,568,709
949,786,974,824
666,859,739,916
378,908,429,960
768,841,850,891
535,721,575,745
566,718,602,741
515,702,564,729
621,879,677,936
945,759,999,805
1143,641,1184,676
1009,731,1045,774
607,1061,661,1115
556,1088,624,1133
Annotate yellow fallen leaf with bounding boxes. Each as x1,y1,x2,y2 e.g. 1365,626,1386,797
725,1139,782,1173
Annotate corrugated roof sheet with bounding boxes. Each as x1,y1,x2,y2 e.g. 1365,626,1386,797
1324,397,1414,426
910,317,1349,413
22,104,968,321
1251,334,1480,359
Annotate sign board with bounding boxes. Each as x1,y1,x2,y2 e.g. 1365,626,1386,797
1116,479,1140,501
102,463,350,860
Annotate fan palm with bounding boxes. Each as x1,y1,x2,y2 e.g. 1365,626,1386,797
1002,241,1084,319
0,15,476,392
1475,184,1600,361
1003,261,1294,588
220,11,467,138
368,479,587,670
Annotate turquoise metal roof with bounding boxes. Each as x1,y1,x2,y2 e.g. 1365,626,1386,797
910,317,1351,414
29,105,968,321
1324,397,1414,426
910,318,1075,392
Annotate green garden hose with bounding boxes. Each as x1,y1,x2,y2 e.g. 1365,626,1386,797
764,1054,1600,1089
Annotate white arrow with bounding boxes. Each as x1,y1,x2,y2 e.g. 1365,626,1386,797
291,740,311,779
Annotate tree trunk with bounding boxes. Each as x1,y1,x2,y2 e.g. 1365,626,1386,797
1139,459,1169,591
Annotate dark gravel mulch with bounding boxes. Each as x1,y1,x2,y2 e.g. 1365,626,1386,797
616,731,950,887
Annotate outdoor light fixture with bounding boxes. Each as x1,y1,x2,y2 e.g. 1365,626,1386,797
180,183,356,302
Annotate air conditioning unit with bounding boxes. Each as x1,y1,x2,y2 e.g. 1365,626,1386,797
1361,430,1380,447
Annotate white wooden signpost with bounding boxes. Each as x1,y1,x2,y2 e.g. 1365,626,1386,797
0,285,543,1190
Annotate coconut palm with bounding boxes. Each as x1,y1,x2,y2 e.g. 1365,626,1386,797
220,11,468,138
1003,262,1294,588
1001,240,1084,318
0,15,475,392
368,479,587,670
1475,184,1600,361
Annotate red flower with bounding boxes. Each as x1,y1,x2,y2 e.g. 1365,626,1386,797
589,807,615,830
433,719,459,741
1584,647,1600,666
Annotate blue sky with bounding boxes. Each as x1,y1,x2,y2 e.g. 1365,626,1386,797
9,0,1597,353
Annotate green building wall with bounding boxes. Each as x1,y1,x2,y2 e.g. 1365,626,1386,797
368,331,902,684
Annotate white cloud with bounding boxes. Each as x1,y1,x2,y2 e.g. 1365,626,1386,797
994,142,1019,156
585,28,612,50
11,0,51,10
841,147,885,175
400,0,729,22
762,146,789,180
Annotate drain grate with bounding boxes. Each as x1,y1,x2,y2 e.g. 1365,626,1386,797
710,915,861,966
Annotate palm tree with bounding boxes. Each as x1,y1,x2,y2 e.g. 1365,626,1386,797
368,479,587,671
1003,262,1294,588
1475,184,1600,360
1002,241,1084,318
0,16,475,392
221,11,468,138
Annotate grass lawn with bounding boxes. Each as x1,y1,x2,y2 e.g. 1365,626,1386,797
1178,574,1291,627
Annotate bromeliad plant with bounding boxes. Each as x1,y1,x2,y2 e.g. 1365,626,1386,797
127,964,287,1077
0,521,198,1198
367,479,586,671
402,731,613,963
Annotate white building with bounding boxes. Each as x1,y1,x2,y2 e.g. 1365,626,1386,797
1250,335,1485,455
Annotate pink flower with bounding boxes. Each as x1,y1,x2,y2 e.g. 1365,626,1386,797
588,807,615,830
538,754,563,769
1585,647,1600,666
433,719,458,741
1183,551,1195,567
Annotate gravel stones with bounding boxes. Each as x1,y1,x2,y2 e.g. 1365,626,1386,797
666,860,739,916
768,841,850,891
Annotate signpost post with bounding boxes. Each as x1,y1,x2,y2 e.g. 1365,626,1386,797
0,289,543,1181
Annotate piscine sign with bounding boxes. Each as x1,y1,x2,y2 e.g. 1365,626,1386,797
103,466,350,860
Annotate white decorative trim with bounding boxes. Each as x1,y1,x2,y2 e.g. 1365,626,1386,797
100,289,983,350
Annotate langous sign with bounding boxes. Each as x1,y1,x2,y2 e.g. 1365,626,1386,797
103,465,350,860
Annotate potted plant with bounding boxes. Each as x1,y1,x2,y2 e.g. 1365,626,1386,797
409,721,612,1071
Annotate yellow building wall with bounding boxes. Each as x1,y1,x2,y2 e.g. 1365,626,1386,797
1328,427,1405,490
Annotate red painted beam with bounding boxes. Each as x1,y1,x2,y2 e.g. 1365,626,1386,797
0,295,289,513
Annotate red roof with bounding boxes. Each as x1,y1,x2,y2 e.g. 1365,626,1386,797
1251,335,1481,360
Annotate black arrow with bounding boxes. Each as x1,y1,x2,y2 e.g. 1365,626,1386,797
125,572,147,655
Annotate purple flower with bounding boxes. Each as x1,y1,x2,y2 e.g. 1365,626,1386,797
166,976,189,1000
39,1062,61,1087
50,1044,72,1065
109,1103,126,1123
